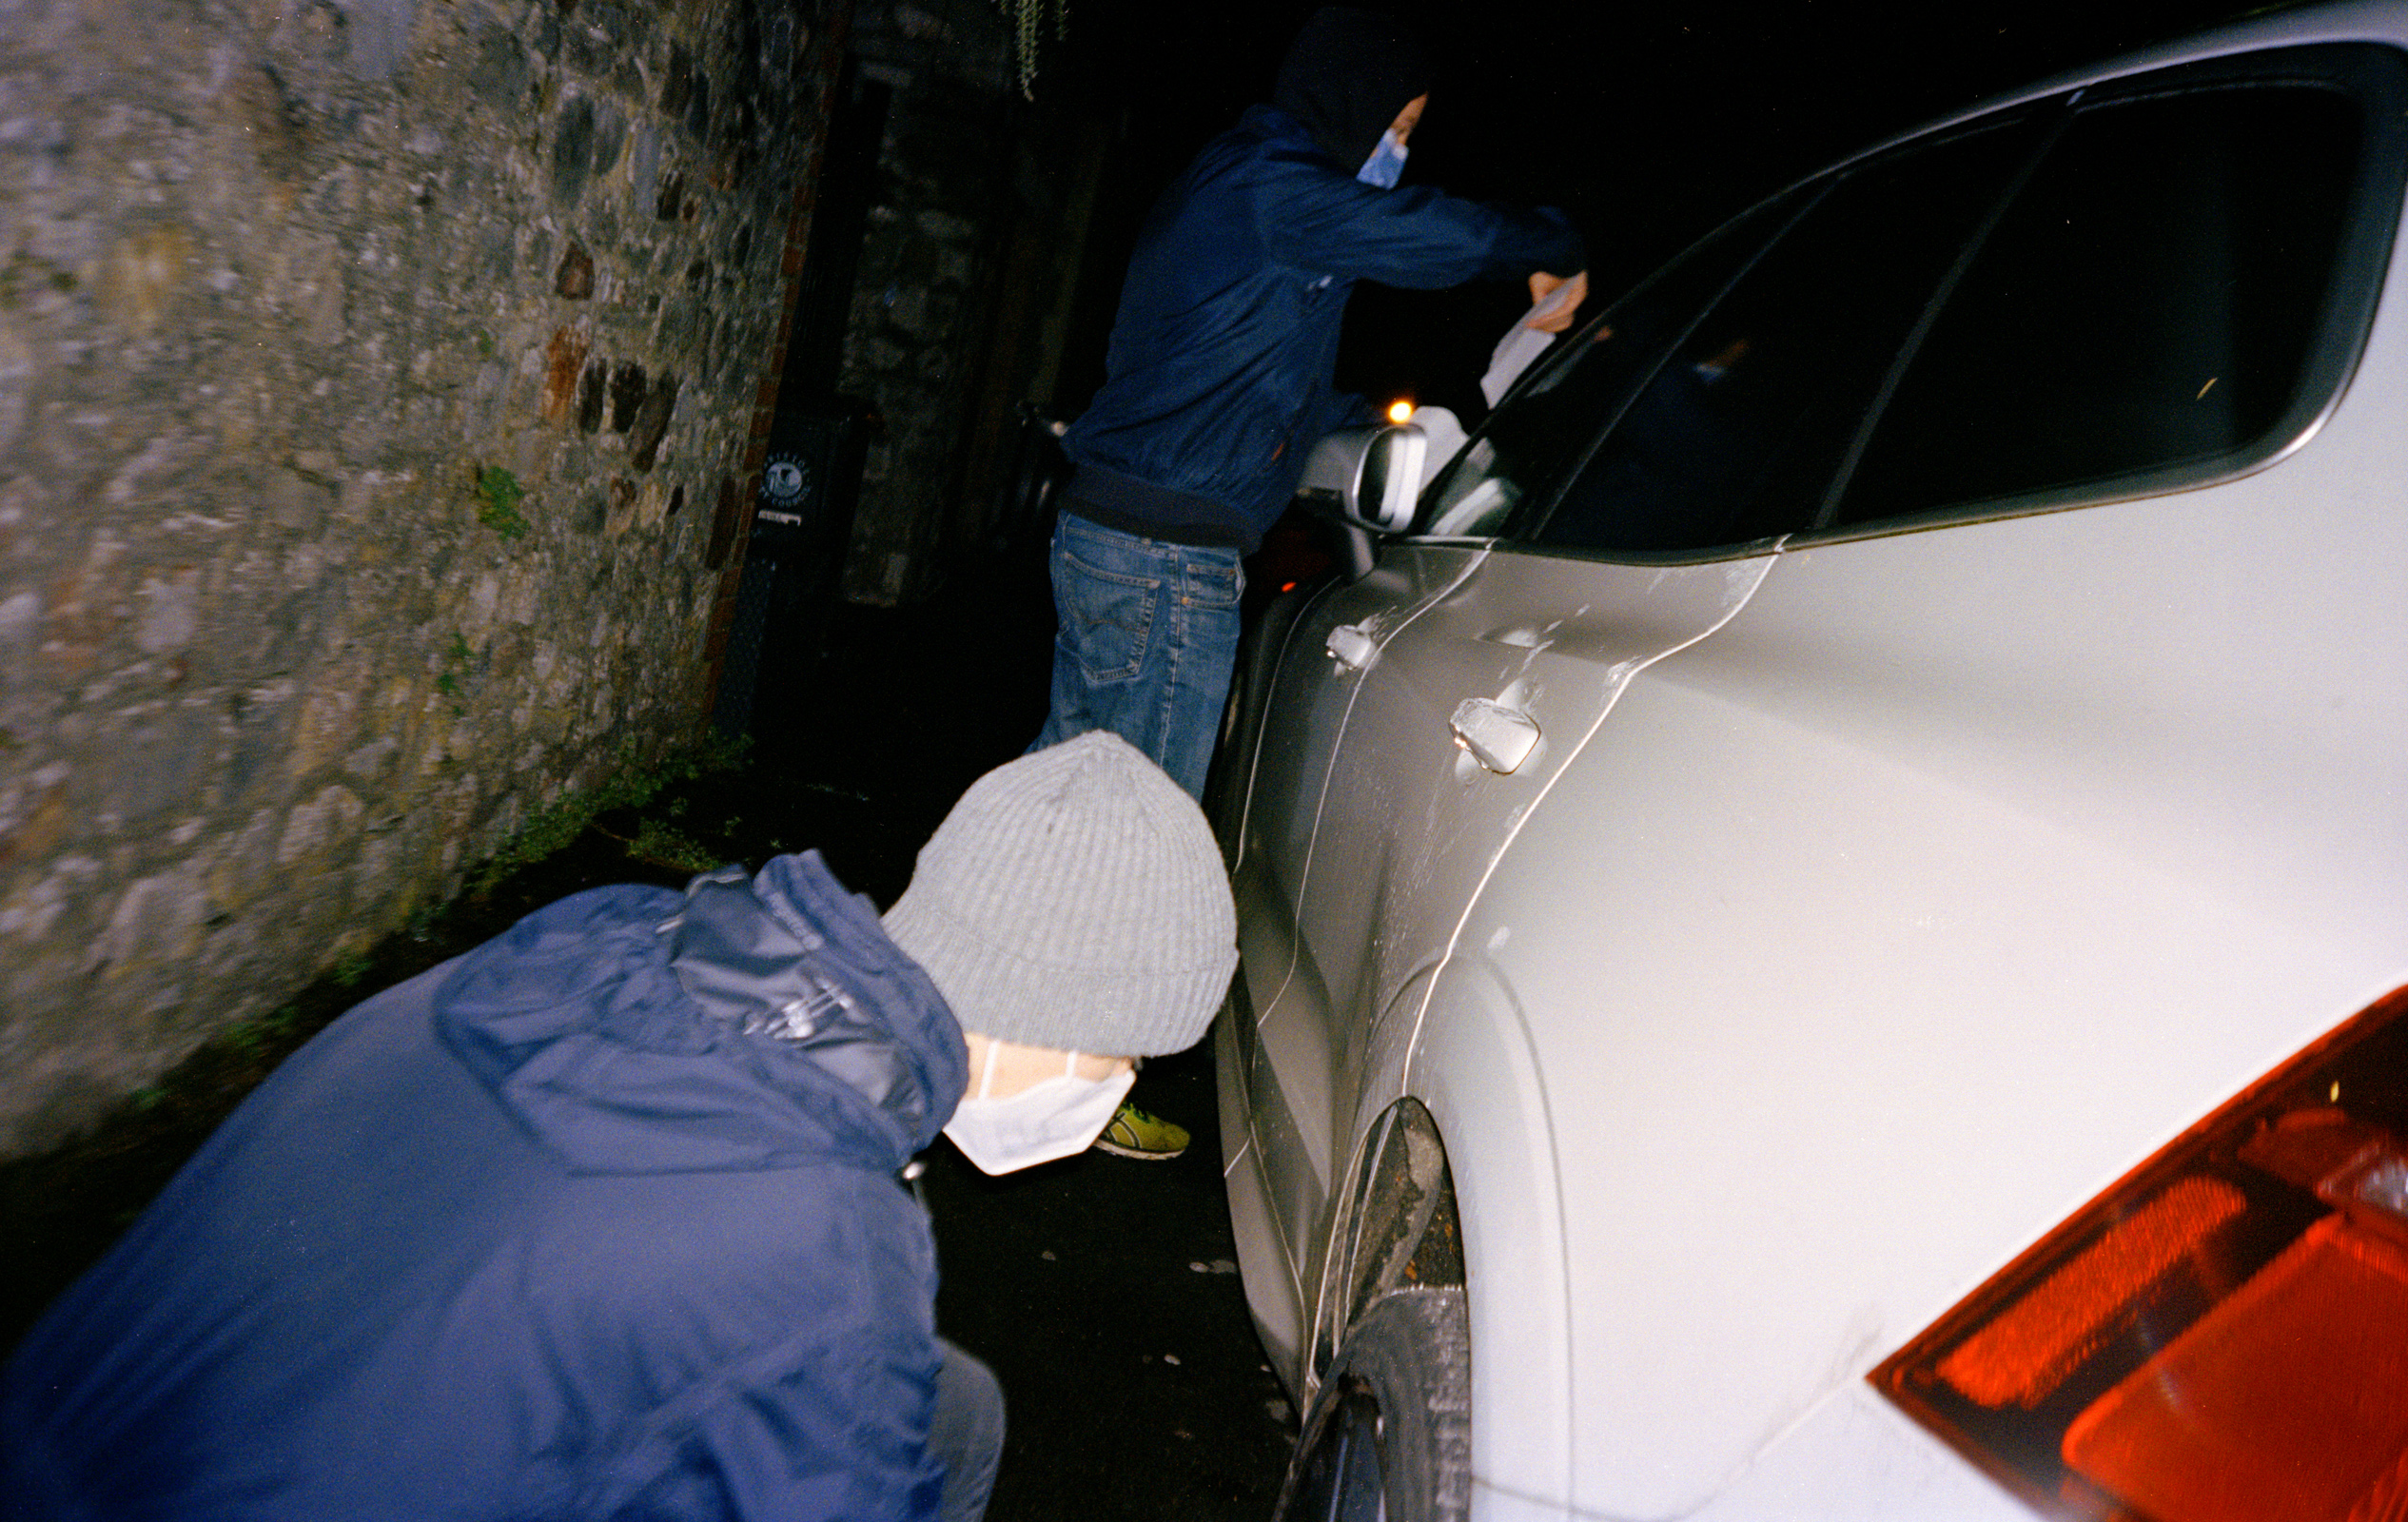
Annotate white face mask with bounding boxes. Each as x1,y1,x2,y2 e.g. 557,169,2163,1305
1358,127,1409,189
942,1046,1136,1176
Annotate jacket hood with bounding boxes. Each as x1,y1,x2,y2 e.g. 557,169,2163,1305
436,852,968,1176
1269,6,1433,173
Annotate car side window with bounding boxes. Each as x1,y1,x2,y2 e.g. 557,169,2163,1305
1413,196,1797,539
1830,74,2376,528
1529,120,2041,556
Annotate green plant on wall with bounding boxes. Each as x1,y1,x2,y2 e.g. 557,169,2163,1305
433,632,472,714
995,0,1067,98
627,817,720,874
469,733,752,895
473,465,530,540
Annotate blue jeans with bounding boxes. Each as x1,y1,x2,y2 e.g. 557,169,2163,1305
1030,514,1244,801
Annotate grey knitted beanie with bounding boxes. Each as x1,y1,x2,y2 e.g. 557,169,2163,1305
881,732,1238,1057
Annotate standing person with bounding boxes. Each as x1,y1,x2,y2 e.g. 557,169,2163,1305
1034,5,1587,1161
0,732,1233,1522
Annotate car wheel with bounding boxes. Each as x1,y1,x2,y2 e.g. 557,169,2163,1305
1275,1285,1471,1522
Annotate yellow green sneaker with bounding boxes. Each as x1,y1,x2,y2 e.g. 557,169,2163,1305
1092,1102,1188,1161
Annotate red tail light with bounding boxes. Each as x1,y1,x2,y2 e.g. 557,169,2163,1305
1873,985,2408,1522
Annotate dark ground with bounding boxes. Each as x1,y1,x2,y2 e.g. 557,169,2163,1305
0,530,1300,1520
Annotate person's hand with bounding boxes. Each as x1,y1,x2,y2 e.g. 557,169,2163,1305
1525,270,1588,333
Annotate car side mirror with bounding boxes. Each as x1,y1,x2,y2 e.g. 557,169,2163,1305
1291,409,1469,582
1353,424,1426,534
1294,407,1466,535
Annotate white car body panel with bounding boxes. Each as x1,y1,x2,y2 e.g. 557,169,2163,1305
1217,7,2408,1517
1406,956,1576,1512
1678,1383,2033,1522
1458,1383,2033,1522
1232,543,1494,1297
1458,304,2408,1511
1467,1478,1594,1522
1236,544,1775,1371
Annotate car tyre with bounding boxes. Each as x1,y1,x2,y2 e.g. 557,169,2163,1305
1274,1285,1471,1522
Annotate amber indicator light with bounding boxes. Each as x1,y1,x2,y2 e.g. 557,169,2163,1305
1873,985,2408,1521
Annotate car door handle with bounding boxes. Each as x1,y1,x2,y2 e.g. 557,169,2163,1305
1326,621,1379,672
1449,697,1541,774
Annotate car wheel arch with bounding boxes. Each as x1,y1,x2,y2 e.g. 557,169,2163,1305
1387,950,1582,1512
1277,1097,1476,1522
1310,1097,1468,1390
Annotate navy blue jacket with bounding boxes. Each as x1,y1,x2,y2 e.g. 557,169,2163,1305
0,853,969,1522
1062,105,1586,550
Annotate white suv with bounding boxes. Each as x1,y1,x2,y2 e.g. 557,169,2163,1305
1213,7,2408,1520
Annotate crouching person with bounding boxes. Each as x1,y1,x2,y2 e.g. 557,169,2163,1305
0,732,1234,1522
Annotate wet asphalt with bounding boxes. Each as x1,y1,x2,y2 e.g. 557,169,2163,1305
918,1040,1297,1520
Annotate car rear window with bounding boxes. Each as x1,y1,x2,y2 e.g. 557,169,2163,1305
1830,76,2373,528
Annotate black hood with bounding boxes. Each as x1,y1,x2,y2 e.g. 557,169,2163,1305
1270,6,1434,174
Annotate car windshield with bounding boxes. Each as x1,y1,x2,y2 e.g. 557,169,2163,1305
1414,192,1803,538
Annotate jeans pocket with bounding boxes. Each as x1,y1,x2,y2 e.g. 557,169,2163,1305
1057,547,1159,684
1183,557,1243,609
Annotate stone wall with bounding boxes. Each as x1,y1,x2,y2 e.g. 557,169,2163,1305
0,0,841,1154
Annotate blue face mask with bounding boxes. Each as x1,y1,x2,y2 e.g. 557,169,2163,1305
1357,128,1408,189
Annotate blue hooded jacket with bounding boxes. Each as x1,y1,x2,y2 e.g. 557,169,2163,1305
0,853,969,1522
1060,104,1586,551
